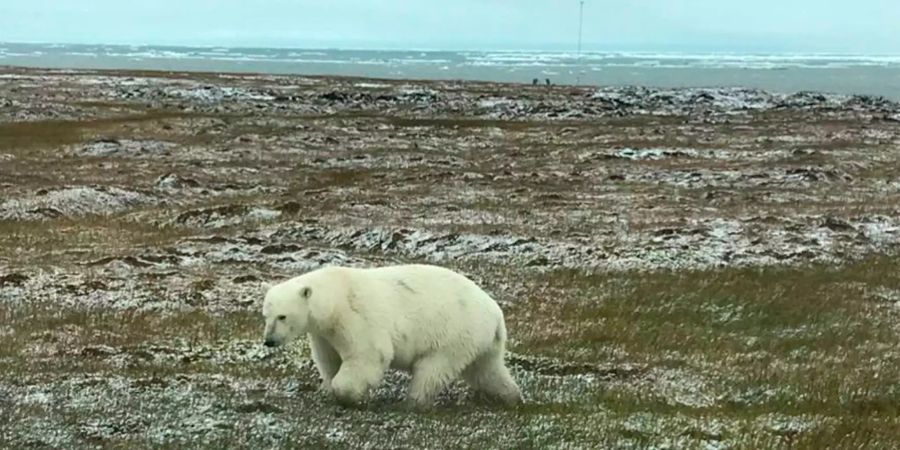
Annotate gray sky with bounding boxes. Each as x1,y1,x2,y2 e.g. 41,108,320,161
1,0,898,52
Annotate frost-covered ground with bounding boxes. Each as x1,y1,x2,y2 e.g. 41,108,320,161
1,67,899,449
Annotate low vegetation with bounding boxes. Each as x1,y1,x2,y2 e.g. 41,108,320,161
1,68,899,448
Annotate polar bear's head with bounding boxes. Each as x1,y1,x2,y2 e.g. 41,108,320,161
261,279,313,348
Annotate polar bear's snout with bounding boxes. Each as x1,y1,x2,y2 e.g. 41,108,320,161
262,327,277,347
262,318,276,347
261,281,313,349
262,316,291,348
262,325,290,348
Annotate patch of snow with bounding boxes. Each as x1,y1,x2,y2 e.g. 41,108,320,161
354,82,391,89
613,148,700,160
858,217,899,245
19,390,54,406
651,368,717,408
757,413,821,435
477,98,514,108
74,138,178,157
0,186,155,220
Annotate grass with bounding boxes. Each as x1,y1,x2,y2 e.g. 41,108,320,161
0,216,190,267
3,68,900,448
0,111,200,153
506,257,900,438
2,257,899,448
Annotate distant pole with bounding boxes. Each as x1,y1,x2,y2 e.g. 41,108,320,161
576,1,585,85
577,0,585,56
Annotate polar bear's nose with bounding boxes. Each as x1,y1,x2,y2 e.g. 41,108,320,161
263,339,277,347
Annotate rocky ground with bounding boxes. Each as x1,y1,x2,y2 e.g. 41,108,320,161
1,66,900,449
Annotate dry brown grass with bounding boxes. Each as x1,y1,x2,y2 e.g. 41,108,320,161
0,304,287,384
508,257,900,428
0,216,190,267
4,257,898,448
0,111,199,153
3,68,900,448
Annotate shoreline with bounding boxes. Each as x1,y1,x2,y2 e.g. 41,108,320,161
3,49,900,100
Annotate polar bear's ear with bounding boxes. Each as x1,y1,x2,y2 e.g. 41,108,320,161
299,286,312,300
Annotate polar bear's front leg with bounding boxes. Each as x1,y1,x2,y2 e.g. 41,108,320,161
309,334,341,394
322,309,394,406
330,357,387,406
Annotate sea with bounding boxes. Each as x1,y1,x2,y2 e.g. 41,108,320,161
2,43,900,100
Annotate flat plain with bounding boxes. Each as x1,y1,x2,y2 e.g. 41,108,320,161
1,67,900,449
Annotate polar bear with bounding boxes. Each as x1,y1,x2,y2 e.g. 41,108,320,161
261,264,522,409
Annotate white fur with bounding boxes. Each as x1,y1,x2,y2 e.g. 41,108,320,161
261,264,522,408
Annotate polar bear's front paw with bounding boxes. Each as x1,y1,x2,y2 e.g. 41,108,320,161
318,380,333,396
331,378,366,407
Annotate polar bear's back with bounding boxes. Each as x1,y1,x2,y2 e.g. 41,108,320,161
338,264,505,367
362,264,498,310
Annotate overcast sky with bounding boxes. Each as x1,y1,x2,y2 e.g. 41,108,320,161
1,0,898,53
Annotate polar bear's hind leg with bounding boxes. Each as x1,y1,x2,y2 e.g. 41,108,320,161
463,350,522,405
406,354,469,409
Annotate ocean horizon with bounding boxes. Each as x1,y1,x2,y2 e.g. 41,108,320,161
3,42,900,100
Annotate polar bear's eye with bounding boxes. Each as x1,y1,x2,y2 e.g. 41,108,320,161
277,315,286,321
